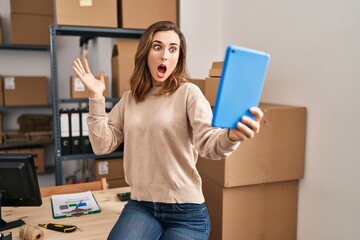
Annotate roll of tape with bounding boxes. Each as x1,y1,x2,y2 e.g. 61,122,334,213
19,224,44,240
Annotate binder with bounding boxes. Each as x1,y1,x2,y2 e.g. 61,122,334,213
79,109,93,154
60,109,71,155
69,109,81,154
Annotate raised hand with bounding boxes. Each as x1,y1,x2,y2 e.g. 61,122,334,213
228,107,264,142
72,58,106,98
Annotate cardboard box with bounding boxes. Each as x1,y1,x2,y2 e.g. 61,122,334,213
189,79,205,94
111,39,139,97
197,103,306,187
202,176,298,240
3,76,48,106
19,147,45,174
120,0,178,29
107,178,129,189
55,0,118,28
94,158,125,181
10,13,53,45
211,61,223,69
209,68,222,77
204,77,220,106
70,76,110,99
10,0,54,15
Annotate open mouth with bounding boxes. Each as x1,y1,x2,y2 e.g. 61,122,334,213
157,64,167,78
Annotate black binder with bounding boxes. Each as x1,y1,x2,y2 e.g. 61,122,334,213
80,108,93,154
60,109,71,155
69,108,82,154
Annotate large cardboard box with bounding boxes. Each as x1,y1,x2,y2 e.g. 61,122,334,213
111,39,139,97
202,176,299,240
10,13,53,45
120,0,178,29
3,76,48,106
70,76,110,99
10,0,54,15
204,77,220,106
55,0,118,28
107,178,129,189
197,103,306,187
94,158,125,181
190,79,205,94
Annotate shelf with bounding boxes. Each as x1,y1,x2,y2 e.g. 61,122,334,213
0,142,53,150
59,98,120,104
0,105,52,112
52,25,144,39
0,44,49,51
59,151,123,161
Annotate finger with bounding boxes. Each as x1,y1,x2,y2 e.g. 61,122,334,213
74,58,86,75
83,58,92,74
73,66,84,79
236,121,255,139
242,116,260,134
250,107,264,122
99,70,105,83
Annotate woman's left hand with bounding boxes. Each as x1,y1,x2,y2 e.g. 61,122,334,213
228,107,264,142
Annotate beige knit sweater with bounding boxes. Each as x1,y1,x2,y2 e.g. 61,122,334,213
87,82,239,203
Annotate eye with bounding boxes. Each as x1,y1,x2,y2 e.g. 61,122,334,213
153,44,161,51
169,47,178,53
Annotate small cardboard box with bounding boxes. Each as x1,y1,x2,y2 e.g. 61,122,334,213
204,77,220,106
197,103,307,187
10,13,53,45
111,39,139,97
94,158,125,181
10,0,54,15
202,176,299,240
107,178,129,189
3,76,48,106
70,76,110,99
55,0,118,28
189,79,205,94
120,0,178,29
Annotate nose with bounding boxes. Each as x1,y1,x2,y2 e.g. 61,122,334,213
161,50,169,61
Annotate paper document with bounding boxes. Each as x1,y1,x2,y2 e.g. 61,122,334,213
51,191,101,219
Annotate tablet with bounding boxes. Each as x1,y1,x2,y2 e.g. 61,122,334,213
212,45,270,129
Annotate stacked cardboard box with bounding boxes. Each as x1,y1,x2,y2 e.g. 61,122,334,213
1,76,48,106
70,76,110,99
94,158,129,189
111,39,139,97
0,147,45,173
205,61,223,106
55,0,178,29
198,101,307,239
10,0,54,45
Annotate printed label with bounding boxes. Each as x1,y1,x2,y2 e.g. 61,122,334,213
4,77,15,89
80,0,93,7
98,162,109,175
74,77,86,91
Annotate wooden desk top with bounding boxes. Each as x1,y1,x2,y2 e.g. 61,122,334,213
3,187,131,240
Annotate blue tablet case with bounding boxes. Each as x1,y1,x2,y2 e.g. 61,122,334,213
212,45,270,129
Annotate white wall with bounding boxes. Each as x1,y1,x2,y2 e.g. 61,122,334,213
219,0,359,239
2,0,360,238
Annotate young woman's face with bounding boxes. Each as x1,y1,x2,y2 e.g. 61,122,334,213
147,30,180,86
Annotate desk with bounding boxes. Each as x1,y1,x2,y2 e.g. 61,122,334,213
3,187,131,240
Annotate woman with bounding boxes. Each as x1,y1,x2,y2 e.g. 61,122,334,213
73,21,263,240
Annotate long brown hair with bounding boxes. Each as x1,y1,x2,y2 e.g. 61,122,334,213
130,21,189,102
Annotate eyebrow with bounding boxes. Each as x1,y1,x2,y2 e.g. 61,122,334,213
153,40,179,46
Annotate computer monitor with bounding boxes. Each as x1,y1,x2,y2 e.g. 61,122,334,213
0,153,42,231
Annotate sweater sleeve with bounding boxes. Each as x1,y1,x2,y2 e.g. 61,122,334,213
186,84,240,160
87,96,124,155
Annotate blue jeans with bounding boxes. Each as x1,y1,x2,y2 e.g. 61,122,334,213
107,199,211,240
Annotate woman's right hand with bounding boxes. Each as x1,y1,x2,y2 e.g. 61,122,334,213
72,58,105,98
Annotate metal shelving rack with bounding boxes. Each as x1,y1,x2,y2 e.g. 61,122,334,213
50,25,144,185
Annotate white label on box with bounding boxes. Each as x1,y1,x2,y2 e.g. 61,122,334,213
98,161,109,175
4,77,15,89
74,77,86,91
80,0,93,7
